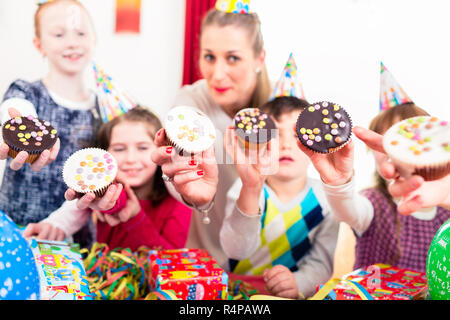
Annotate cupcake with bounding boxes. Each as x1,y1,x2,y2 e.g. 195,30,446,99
233,108,276,150
164,106,216,156
62,148,118,198
2,115,58,163
296,101,352,153
382,116,450,181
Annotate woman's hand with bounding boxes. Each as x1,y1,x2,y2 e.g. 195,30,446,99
151,128,218,207
295,124,355,186
0,108,60,171
95,183,141,227
23,222,66,241
353,125,450,214
64,183,123,212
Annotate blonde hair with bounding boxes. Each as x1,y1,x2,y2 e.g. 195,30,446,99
200,9,271,109
34,0,94,38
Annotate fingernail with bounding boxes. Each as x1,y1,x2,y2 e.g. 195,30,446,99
197,170,204,176
189,159,197,166
166,147,173,154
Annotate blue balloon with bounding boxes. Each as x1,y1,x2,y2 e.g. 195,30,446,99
0,210,40,300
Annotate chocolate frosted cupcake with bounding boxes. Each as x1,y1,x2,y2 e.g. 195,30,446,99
63,148,118,198
2,115,58,163
296,101,352,153
164,106,216,155
383,116,450,181
233,108,276,150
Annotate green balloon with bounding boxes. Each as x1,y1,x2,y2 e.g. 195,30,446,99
426,219,450,300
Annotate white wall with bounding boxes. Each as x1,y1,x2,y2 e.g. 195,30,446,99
255,0,450,190
1,0,450,191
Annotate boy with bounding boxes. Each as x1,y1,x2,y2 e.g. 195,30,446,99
220,96,339,299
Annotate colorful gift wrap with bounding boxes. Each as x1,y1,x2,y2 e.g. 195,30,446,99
29,239,92,300
148,248,228,300
314,263,428,300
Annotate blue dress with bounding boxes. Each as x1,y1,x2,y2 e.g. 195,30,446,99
0,80,101,247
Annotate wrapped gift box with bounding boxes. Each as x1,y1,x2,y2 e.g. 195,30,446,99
317,263,428,300
29,239,92,300
148,248,228,300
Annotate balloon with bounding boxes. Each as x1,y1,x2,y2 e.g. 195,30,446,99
426,219,450,300
0,210,40,300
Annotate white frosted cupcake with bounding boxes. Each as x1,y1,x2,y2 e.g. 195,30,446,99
62,148,118,197
383,116,450,181
164,106,216,155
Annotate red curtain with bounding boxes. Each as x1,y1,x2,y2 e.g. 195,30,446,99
182,0,216,85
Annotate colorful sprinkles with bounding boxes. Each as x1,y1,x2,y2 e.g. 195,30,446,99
2,115,57,147
296,101,352,153
63,148,117,194
234,108,269,135
389,116,450,156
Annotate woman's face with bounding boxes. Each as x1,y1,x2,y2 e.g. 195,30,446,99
199,24,265,113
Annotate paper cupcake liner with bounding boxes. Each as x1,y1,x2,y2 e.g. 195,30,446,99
236,135,269,151
392,157,450,181
7,144,41,164
62,147,118,198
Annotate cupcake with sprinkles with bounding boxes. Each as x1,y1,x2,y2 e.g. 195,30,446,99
1,115,58,163
233,107,276,150
164,106,216,156
382,116,450,181
296,101,352,154
63,148,118,197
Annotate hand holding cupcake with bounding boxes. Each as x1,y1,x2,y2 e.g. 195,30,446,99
354,122,450,215
0,108,60,172
63,148,123,212
151,106,219,207
295,101,355,186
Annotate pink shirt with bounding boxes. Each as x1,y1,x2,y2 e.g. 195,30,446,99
98,190,192,251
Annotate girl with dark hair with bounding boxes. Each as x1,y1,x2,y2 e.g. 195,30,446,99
26,107,192,251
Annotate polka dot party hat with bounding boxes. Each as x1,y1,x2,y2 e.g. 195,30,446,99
380,62,413,111
270,53,306,101
215,0,251,14
93,62,137,123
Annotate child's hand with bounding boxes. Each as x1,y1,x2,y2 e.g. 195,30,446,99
224,126,276,190
263,265,299,299
94,183,141,227
64,183,123,212
0,108,60,171
23,222,66,241
354,125,450,214
295,123,354,186
151,128,218,207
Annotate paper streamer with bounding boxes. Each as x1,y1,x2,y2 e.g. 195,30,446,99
309,278,374,300
81,242,152,300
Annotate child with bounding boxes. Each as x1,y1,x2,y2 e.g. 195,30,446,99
354,126,450,214
220,96,340,299
300,103,450,273
25,107,192,251
0,0,120,247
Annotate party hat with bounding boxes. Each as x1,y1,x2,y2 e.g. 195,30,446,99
92,63,136,123
270,53,306,100
379,62,413,111
36,0,52,5
215,0,251,14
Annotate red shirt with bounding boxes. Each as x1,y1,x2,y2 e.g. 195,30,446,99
97,190,192,251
